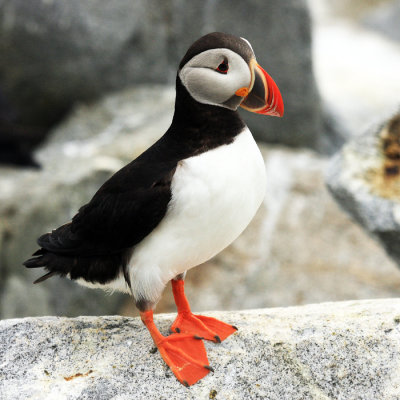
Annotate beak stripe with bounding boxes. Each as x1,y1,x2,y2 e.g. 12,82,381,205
239,60,284,117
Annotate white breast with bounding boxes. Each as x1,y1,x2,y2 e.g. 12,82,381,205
127,127,266,303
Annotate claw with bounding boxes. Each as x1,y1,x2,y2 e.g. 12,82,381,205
214,335,221,343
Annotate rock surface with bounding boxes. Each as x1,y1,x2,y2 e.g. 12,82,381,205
0,0,323,150
363,0,400,42
2,85,400,319
309,0,400,141
326,112,400,267
1,299,400,399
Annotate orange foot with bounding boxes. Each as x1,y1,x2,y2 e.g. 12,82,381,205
141,310,212,386
171,312,237,343
171,279,237,343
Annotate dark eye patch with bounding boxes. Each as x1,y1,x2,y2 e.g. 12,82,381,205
216,58,229,74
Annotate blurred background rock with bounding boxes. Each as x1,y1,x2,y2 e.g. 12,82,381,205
0,0,399,319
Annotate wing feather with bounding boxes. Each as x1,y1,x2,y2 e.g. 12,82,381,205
38,154,177,257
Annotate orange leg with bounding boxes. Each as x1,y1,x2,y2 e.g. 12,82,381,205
140,310,212,386
170,279,238,343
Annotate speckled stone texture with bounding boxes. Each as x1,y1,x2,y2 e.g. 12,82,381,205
1,299,399,399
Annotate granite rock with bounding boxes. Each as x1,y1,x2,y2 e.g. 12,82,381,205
1,299,400,399
326,112,400,267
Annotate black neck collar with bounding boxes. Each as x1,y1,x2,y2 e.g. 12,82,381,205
167,77,246,152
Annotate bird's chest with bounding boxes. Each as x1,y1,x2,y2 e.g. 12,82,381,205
129,128,266,283
165,127,266,269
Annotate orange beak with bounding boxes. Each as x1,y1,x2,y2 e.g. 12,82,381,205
236,59,284,117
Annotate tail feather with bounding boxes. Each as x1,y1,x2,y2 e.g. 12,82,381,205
37,225,82,254
33,271,57,284
23,250,67,284
23,255,47,268
23,248,129,286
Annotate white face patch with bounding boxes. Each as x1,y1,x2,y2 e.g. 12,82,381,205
179,48,251,110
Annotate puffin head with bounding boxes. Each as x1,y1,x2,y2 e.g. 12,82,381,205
178,32,284,117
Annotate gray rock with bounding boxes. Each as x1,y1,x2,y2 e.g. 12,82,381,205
0,0,324,150
1,299,400,399
363,0,400,42
326,112,400,267
310,0,400,149
0,0,155,125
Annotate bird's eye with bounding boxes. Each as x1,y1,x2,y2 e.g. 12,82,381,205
216,61,229,74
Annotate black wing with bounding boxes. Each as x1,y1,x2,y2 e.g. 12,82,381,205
41,154,177,256
24,135,179,283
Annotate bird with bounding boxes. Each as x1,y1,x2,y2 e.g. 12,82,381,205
23,32,284,386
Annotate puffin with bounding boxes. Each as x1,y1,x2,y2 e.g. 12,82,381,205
24,32,284,386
